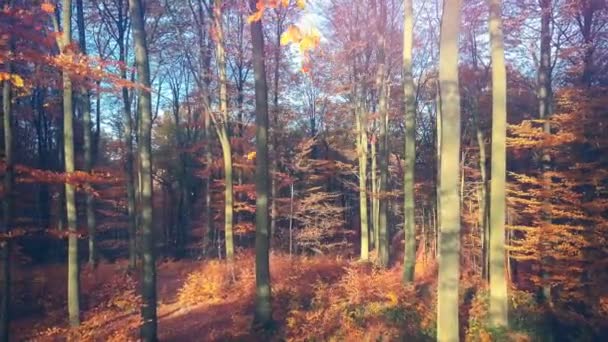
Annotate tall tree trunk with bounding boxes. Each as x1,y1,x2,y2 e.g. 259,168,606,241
356,89,369,261
111,0,137,269
402,0,416,282
204,111,213,256
371,136,379,250
128,0,157,339
95,80,101,159
488,0,508,328
270,13,283,242
538,0,553,304
56,0,81,327
170,82,185,256
435,80,441,259
234,13,246,229
196,0,214,258
250,0,272,328
468,24,490,281
468,26,490,282
376,0,389,268
213,0,234,261
56,121,65,234
1,46,14,342
471,109,489,280
437,0,462,339
120,37,138,270
76,0,97,267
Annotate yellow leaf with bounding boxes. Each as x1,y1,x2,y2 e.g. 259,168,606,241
386,292,398,306
10,75,24,88
298,30,320,53
296,0,306,9
247,151,256,160
0,73,24,88
281,25,302,46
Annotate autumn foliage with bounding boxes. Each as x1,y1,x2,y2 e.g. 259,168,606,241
2,0,608,340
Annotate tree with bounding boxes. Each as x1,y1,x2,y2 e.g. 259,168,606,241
437,0,462,339
376,0,390,268
355,63,370,261
488,0,508,328
538,0,553,303
269,6,287,243
54,0,81,328
461,0,490,280
1,25,14,342
402,0,416,282
250,0,272,329
128,0,157,339
76,0,97,267
117,0,138,270
213,0,235,261
93,0,138,269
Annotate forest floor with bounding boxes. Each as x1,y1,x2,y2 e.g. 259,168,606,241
11,251,443,341
10,251,576,341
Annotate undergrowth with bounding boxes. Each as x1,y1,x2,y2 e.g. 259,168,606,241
13,254,607,341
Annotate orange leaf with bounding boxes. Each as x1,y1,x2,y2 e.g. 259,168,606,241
41,2,55,14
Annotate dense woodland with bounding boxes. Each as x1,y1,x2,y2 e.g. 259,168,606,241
0,0,607,341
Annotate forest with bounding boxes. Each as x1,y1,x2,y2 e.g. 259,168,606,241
0,0,607,341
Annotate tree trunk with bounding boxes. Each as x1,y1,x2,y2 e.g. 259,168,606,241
435,80,441,259
376,0,389,268
57,0,81,327
289,183,294,256
128,0,157,339
199,2,214,258
171,83,188,257
371,136,379,250
250,0,273,328
76,0,97,267
204,111,213,257
1,52,13,342
470,104,489,280
538,0,553,304
468,25,490,282
270,13,283,242
214,0,234,261
488,0,509,328
402,0,416,282
356,91,369,261
437,0,462,339
110,0,138,269
95,80,101,160
219,135,234,259
120,40,138,270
